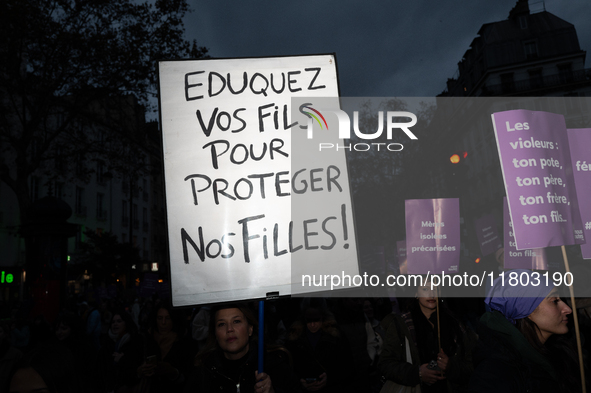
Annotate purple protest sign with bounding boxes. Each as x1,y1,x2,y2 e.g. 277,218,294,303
405,198,460,274
492,110,585,249
568,128,591,259
396,240,407,274
474,214,503,256
503,197,548,270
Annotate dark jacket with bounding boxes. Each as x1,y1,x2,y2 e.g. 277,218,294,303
378,310,474,393
96,333,144,393
183,344,299,393
468,311,562,393
285,327,352,393
143,333,199,392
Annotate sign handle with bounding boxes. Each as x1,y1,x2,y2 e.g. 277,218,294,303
258,300,264,374
436,285,441,353
562,245,586,393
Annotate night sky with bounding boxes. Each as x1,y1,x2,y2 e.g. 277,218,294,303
183,0,591,97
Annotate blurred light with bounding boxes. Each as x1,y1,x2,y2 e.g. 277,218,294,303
158,279,163,283
450,154,460,164
475,257,481,264
151,263,158,272
463,151,468,159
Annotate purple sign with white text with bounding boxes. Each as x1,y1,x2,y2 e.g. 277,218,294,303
474,214,503,256
568,128,591,259
503,197,548,270
492,110,585,249
405,198,460,274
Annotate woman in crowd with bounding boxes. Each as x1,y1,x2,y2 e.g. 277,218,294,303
53,312,97,392
183,303,298,393
286,302,352,393
96,310,144,393
378,280,474,393
136,305,198,392
8,343,81,393
469,269,580,392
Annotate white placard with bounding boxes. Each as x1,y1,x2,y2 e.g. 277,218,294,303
158,55,358,306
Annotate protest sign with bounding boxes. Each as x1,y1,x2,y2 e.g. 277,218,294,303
158,55,358,306
474,214,502,257
567,128,591,259
492,110,585,249
405,198,460,274
503,197,548,270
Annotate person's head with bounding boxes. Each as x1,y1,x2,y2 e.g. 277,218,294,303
304,307,323,334
156,307,173,334
54,313,81,342
416,280,438,314
150,303,184,336
495,247,505,268
211,305,256,360
486,269,572,349
363,300,374,320
8,344,80,393
110,310,136,339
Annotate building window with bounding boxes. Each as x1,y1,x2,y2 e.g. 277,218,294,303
96,162,105,185
528,68,543,90
30,177,40,202
558,63,573,84
55,147,67,172
75,187,86,216
75,154,86,177
122,200,129,226
523,41,537,60
133,204,139,229
55,182,64,199
143,207,148,232
96,193,105,220
500,73,515,94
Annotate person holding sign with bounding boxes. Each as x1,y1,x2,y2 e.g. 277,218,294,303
285,302,351,393
183,304,298,393
469,269,580,392
378,281,474,393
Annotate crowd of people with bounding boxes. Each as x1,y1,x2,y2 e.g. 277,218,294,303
1,269,590,392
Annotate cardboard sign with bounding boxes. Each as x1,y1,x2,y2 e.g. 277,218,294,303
492,110,585,249
503,197,548,270
567,128,591,259
474,214,502,257
405,198,460,274
158,55,358,306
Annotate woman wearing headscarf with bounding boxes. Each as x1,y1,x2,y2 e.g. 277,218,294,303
469,269,580,392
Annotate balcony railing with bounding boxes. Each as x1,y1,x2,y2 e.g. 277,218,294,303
483,68,591,96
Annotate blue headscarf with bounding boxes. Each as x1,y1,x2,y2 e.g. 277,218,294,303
485,269,555,324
